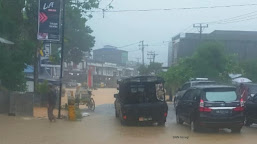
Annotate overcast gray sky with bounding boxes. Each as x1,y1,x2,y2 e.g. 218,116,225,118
87,0,257,66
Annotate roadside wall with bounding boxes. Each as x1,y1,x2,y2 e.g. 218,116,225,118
9,92,34,116
0,92,9,114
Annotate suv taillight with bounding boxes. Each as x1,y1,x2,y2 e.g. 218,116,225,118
199,99,212,112
240,98,244,107
233,98,244,112
233,107,244,112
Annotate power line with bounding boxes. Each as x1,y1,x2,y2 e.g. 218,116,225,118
93,42,140,51
217,16,257,24
105,0,114,9
180,25,193,33
88,3,257,13
206,11,257,24
128,49,140,52
117,41,140,49
184,27,195,33
148,41,170,46
174,25,194,38
177,11,257,36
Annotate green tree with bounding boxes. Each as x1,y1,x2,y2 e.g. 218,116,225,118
162,42,242,93
0,0,101,91
63,0,99,64
138,62,163,76
148,62,163,75
138,65,149,75
162,57,194,93
192,42,227,80
0,0,34,91
240,60,257,82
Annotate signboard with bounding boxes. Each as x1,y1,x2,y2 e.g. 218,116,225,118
40,43,60,70
41,64,61,68
37,0,61,41
41,43,51,58
40,43,51,67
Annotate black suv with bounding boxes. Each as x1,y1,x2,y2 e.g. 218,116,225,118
174,78,216,108
176,85,244,133
114,76,168,125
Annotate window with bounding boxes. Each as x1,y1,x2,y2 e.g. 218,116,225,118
130,85,145,93
247,85,257,94
181,83,190,90
253,95,257,102
205,91,237,102
131,87,137,93
181,90,193,100
191,89,201,101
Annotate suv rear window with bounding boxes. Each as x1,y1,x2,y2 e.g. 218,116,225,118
204,89,237,102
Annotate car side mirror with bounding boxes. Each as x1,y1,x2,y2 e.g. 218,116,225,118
114,94,118,98
253,94,257,102
248,96,253,101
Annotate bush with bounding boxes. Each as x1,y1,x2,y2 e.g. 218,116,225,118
37,80,49,94
75,107,82,120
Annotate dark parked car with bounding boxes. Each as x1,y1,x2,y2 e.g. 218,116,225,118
174,78,216,108
245,93,257,126
176,85,244,133
114,76,168,125
235,82,257,101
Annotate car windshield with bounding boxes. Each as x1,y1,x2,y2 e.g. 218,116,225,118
205,91,237,102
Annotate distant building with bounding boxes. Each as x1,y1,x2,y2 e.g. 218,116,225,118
169,30,257,66
167,41,173,67
93,45,128,66
63,58,138,88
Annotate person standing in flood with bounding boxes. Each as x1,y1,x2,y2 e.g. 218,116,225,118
47,84,57,122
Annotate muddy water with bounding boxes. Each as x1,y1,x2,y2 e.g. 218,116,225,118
1,88,257,144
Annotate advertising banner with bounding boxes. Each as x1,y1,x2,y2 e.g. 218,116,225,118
37,0,61,41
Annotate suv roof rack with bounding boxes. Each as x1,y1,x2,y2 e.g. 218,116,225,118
190,78,209,81
118,76,164,84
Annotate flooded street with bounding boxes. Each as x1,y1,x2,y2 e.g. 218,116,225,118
1,88,257,144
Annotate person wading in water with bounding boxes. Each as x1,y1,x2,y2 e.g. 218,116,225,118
47,83,57,122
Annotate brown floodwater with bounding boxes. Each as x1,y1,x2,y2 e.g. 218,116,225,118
0,88,257,144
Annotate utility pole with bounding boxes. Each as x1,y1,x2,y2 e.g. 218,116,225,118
34,43,40,93
147,51,154,63
193,23,208,40
152,52,158,63
147,51,158,63
139,41,148,65
58,0,66,119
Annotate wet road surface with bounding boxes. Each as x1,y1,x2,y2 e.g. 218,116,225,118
1,88,257,144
